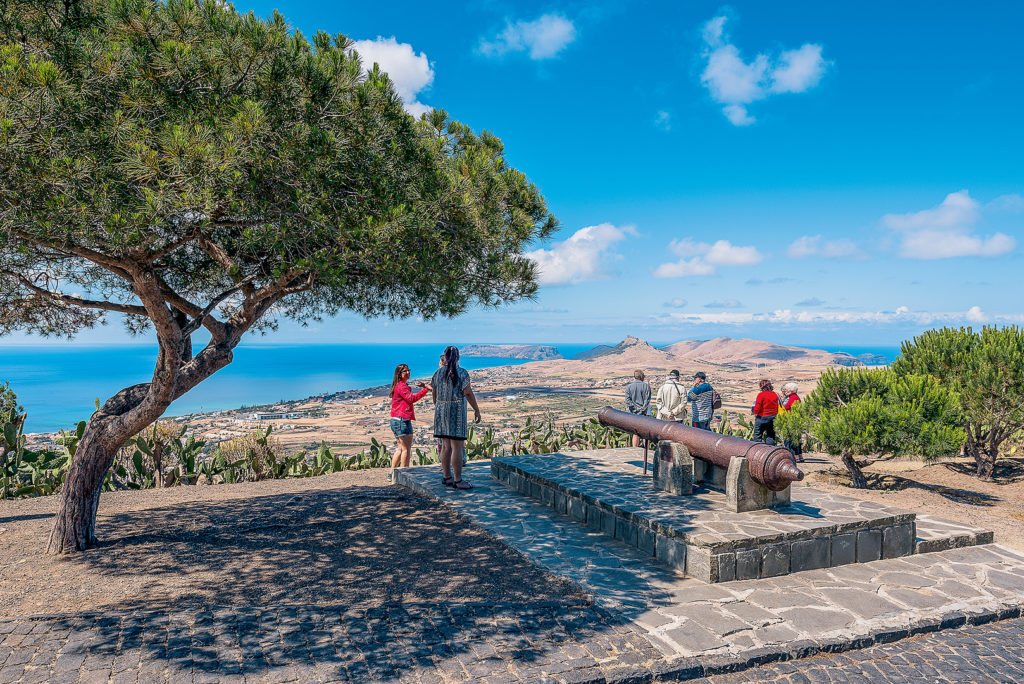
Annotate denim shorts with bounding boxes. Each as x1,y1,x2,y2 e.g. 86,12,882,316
390,418,413,437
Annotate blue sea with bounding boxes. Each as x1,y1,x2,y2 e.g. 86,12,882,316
0,342,901,434
0,343,596,434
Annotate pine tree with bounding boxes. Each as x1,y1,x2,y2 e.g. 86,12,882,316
892,326,1024,480
0,0,557,552
804,368,963,488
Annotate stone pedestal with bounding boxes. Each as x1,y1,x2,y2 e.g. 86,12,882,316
652,441,693,495
725,456,790,513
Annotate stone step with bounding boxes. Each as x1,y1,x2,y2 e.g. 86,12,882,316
915,512,994,553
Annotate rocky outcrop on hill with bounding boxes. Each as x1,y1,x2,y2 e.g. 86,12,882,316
572,344,614,360
461,344,563,360
576,335,656,360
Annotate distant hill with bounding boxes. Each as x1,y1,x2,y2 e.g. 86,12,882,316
461,344,562,361
531,335,878,373
572,344,614,360
512,335,887,376
659,337,864,368
856,353,890,365
573,335,656,360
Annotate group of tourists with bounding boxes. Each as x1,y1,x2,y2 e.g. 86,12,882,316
624,369,719,434
625,371,803,460
388,346,481,489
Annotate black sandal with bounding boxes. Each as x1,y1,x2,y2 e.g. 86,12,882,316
442,476,455,487
453,479,473,490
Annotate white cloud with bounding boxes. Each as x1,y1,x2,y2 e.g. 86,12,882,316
653,257,717,279
988,194,1024,213
351,37,434,116
881,190,1017,259
479,14,577,60
654,110,672,131
657,305,1005,327
525,223,632,285
705,240,763,265
787,235,865,259
655,238,763,278
705,299,743,309
770,44,828,94
664,298,687,308
699,15,828,126
966,305,986,323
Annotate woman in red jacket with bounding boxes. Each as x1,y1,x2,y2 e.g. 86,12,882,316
781,382,804,462
751,379,779,446
388,363,430,482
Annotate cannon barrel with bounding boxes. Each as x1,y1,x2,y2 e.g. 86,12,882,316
597,406,804,491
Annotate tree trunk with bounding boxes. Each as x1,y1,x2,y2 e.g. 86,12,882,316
975,446,996,481
46,423,126,552
841,452,869,489
47,342,234,554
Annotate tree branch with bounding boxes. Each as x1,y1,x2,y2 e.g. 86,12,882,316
12,230,134,281
155,276,228,343
0,269,147,316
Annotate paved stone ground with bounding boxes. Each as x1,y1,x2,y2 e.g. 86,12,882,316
398,459,1024,662
701,616,1024,683
3,456,1023,683
0,602,667,683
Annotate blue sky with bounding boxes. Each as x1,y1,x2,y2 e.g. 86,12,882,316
11,1,1024,349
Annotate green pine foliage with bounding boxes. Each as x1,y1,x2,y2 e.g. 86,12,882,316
803,367,964,488
892,326,1024,479
0,0,557,549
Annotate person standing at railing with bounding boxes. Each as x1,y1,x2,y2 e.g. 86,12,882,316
781,382,804,462
751,379,780,445
687,372,715,431
624,370,652,447
388,363,430,483
656,370,688,423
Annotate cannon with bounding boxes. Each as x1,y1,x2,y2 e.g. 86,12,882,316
597,406,804,492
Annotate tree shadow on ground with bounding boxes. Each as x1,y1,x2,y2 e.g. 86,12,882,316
861,473,1001,506
0,511,52,524
28,485,657,679
78,486,585,612
941,457,1024,484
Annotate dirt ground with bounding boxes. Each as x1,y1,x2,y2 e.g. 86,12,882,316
0,469,587,619
800,454,1024,552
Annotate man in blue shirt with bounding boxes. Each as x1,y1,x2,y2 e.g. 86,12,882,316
687,372,714,431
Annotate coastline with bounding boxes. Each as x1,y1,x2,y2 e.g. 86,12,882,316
9,339,899,438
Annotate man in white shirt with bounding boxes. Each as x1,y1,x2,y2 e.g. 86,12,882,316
656,370,688,423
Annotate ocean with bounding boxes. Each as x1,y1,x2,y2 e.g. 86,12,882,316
0,343,597,434
0,342,901,434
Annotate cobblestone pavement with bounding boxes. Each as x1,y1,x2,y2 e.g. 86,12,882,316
701,616,1024,683
4,456,1024,683
0,602,667,683
398,460,1024,661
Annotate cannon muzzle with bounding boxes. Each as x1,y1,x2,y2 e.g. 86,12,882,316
597,406,803,491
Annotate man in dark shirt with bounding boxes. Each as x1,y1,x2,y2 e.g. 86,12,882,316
687,371,714,431
625,370,651,447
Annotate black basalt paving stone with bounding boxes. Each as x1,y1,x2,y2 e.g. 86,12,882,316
703,617,1024,684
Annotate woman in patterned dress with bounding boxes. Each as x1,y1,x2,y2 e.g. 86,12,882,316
430,346,481,489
